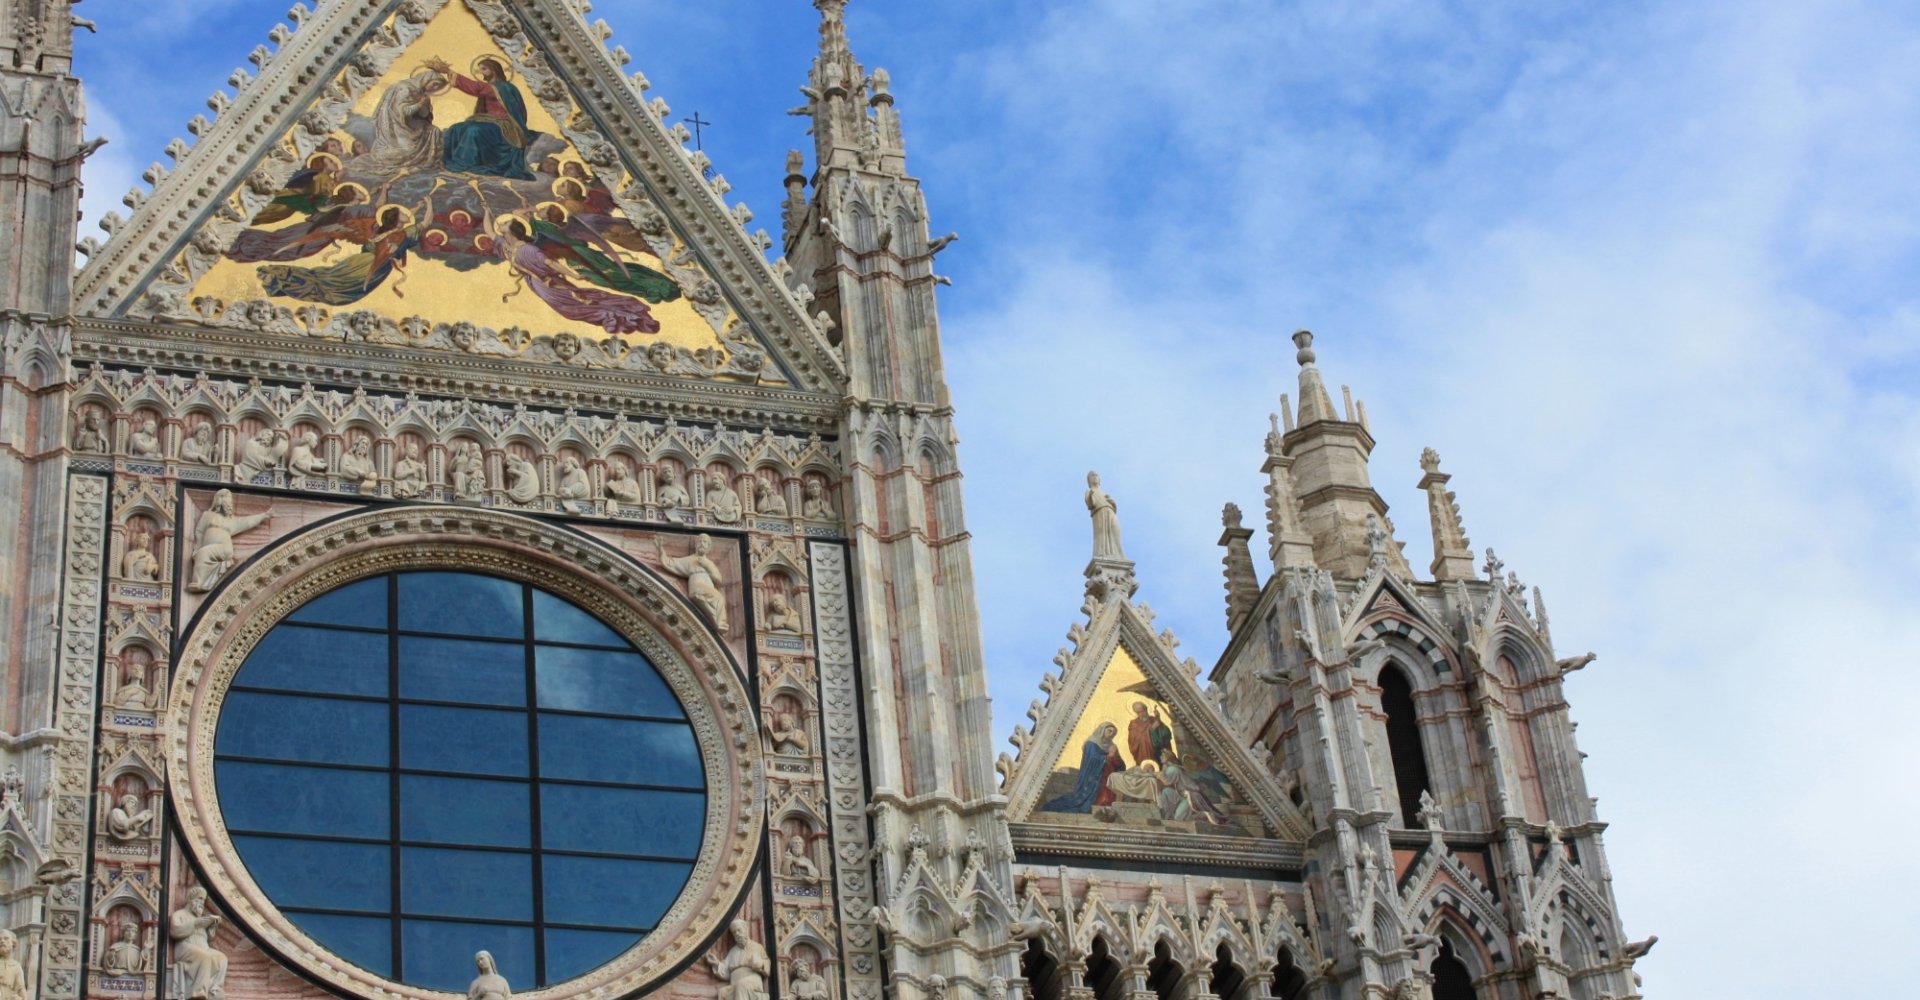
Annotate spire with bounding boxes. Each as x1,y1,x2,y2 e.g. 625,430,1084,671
1275,330,1395,579
1220,503,1261,634
1084,471,1137,603
796,0,906,177
3,0,92,74
1418,448,1476,582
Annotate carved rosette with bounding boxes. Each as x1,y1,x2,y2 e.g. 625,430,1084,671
164,507,765,1000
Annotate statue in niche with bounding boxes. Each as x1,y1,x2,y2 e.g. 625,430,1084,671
128,419,163,459
288,431,328,475
765,709,808,756
657,465,691,521
1086,471,1125,560
104,922,145,975
788,957,829,1000
605,461,643,503
707,920,769,1000
234,429,288,479
765,593,802,633
504,453,540,503
107,793,155,841
187,489,271,593
0,929,27,1000
467,951,510,1000
180,424,216,464
801,480,834,520
122,527,161,581
449,442,488,499
706,472,742,524
556,457,591,505
73,408,108,452
169,887,228,1000
117,661,153,711
340,438,379,489
653,534,729,632
755,480,788,517
783,834,820,884
392,442,429,498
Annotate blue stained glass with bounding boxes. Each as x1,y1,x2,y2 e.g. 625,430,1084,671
543,856,688,930
398,572,524,639
400,776,530,848
535,646,683,718
540,785,703,858
217,761,389,840
537,716,702,788
290,912,393,977
217,691,388,766
545,929,639,982
238,625,388,697
401,921,536,994
532,590,626,647
399,636,527,707
401,847,533,922
285,576,388,629
218,571,701,990
399,706,527,776
232,837,390,912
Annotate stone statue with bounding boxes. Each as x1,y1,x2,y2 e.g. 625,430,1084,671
169,887,228,1000
606,462,644,503
1086,471,1125,560
128,419,162,458
706,920,769,1000
654,534,729,632
658,465,692,517
340,438,378,489
393,442,428,499
0,930,26,1000
288,431,327,475
801,480,834,520
706,471,742,524
556,457,591,504
784,834,820,884
467,950,510,1000
449,442,487,500
765,593,802,633
107,793,155,841
180,424,216,464
234,429,288,479
104,922,145,975
755,480,788,517
122,527,160,581
788,957,829,1000
186,489,271,593
73,408,108,452
505,454,540,503
765,710,808,755
117,662,152,710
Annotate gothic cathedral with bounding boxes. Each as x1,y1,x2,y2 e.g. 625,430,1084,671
0,4,1649,1000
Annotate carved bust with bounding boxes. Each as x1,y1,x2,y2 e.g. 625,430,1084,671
755,480,789,517
128,419,163,458
340,438,378,489
801,480,834,520
180,424,216,464
706,471,742,524
392,442,428,498
606,461,644,503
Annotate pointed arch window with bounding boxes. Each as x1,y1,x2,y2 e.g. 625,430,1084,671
1023,939,1065,1000
1431,940,1479,1000
1379,664,1433,827
1272,947,1308,1000
1086,936,1125,1000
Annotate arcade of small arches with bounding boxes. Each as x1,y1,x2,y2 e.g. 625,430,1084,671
1016,932,1487,1000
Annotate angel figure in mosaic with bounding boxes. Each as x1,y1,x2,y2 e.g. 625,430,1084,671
490,211,664,334
257,182,442,305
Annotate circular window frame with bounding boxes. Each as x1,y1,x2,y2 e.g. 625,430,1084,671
167,507,763,1000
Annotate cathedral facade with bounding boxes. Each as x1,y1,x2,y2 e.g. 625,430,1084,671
0,3,1649,1000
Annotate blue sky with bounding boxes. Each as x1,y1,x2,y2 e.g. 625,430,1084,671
73,1,1920,996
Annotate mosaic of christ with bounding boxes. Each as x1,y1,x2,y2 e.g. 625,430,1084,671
190,5,726,353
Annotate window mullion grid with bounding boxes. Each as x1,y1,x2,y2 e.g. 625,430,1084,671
522,584,548,987
387,574,405,981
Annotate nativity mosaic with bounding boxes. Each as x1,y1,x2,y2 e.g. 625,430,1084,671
1034,647,1264,837
185,4,744,366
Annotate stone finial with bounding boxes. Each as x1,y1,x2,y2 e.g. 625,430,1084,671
1084,471,1137,603
1293,329,1316,367
1220,502,1260,633
1418,448,1475,581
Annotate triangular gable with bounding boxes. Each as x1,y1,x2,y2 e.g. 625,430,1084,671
75,0,842,391
1006,601,1311,842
